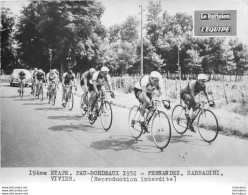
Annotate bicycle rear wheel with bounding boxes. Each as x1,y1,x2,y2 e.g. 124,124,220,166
100,101,113,131
39,89,43,101
151,111,171,150
171,105,188,134
128,105,143,139
197,109,218,143
67,91,74,111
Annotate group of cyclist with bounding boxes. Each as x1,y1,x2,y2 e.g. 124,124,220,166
17,66,212,133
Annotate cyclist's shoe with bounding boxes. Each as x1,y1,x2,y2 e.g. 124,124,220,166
140,120,149,134
188,120,196,133
31,91,33,94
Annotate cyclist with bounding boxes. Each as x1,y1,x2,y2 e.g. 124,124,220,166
46,69,59,99
62,70,77,107
180,73,211,132
89,66,114,116
35,69,46,96
80,68,96,110
133,71,166,132
17,70,26,94
31,68,38,94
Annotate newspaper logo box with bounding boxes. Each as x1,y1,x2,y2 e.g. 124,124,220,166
194,10,237,36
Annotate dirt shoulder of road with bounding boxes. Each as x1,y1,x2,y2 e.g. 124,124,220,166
68,85,248,140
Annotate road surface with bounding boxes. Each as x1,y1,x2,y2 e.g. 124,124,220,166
1,78,248,167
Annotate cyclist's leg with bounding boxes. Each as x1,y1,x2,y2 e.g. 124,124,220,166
138,92,150,123
90,89,98,112
184,94,196,132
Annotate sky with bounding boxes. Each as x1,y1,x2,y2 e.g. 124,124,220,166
1,0,248,44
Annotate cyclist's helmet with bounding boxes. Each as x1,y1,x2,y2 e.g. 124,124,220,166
34,68,38,72
198,74,208,81
101,66,109,72
68,70,73,75
150,71,162,79
39,69,43,72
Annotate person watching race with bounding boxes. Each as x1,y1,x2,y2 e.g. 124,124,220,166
80,68,96,110
35,69,46,96
180,73,212,132
89,66,114,116
61,70,77,107
133,71,166,132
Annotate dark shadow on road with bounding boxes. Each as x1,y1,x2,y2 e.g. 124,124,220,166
169,134,210,146
90,135,161,153
0,95,19,98
48,123,104,133
90,135,137,151
49,124,84,132
22,102,47,105
47,115,83,120
14,97,38,101
36,107,63,111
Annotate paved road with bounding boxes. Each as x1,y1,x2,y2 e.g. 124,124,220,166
1,79,248,167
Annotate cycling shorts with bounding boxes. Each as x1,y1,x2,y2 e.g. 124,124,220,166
134,87,152,102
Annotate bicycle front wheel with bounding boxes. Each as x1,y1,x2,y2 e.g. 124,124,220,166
171,105,188,134
197,109,218,143
80,94,87,116
151,111,171,150
52,93,56,105
67,91,74,111
128,105,143,139
100,101,113,131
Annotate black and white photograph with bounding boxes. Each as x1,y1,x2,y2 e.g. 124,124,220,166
1,0,248,194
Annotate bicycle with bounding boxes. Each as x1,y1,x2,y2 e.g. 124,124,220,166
128,99,171,150
80,91,90,116
18,79,25,98
85,90,115,131
171,100,218,143
36,80,44,101
48,81,58,105
62,85,76,111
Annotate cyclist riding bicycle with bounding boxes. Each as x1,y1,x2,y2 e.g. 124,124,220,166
133,71,166,132
89,66,114,116
31,68,38,94
35,69,46,96
46,69,59,97
62,70,77,107
180,73,212,132
80,68,96,110
18,70,26,93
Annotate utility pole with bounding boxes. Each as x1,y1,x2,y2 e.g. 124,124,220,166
139,5,144,75
178,44,181,80
49,49,52,71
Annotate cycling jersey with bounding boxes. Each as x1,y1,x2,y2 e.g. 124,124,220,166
180,80,207,99
134,75,162,91
80,70,94,86
47,72,58,82
134,75,164,101
37,72,45,80
91,71,110,85
63,72,75,85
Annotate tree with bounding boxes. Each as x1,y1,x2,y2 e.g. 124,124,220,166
15,1,106,73
120,16,139,43
1,8,17,73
